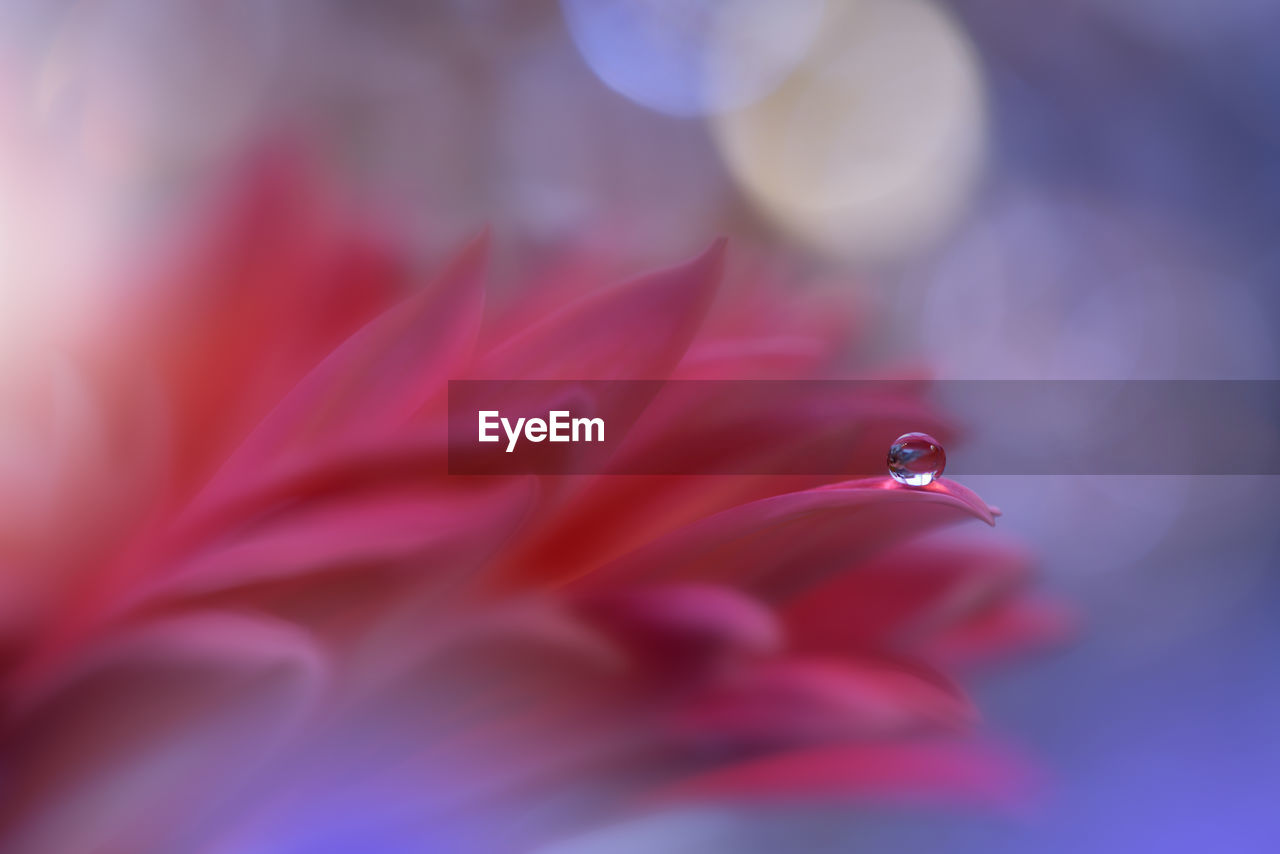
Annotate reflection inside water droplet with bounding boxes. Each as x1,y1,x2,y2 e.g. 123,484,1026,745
888,432,946,486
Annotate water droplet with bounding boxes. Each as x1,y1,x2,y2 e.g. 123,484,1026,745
887,432,945,486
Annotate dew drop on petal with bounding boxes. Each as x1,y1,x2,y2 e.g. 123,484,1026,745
887,432,946,487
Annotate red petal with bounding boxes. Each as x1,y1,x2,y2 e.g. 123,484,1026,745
666,657,975,749
127,477,534,607
785,535,1035,655
637,741,1035,810
576,583,782,656
471,240,725,381
1,612,327,853
924,597,1074,666
14,610,328,716
581,478,997,600
572,583,782,682
202,231,486,493
126,153,407,489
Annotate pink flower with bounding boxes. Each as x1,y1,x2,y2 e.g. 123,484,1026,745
0,159,1063,853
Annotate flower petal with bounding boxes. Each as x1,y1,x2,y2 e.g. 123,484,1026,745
924,597,1073,666
200,230,487,499
0,611,328,853
784,535,1036,655
472,240,725,381
130,478,534,606
636,741,1035,810
582,478,996,600
665,657,975,749
14,609,329,715
573,583,783,680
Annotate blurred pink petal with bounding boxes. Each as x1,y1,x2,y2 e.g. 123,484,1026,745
148,486,529,600
637,742,1038,811
0,159,1059,853
474,239,724,380
204,227,485,486
665,657,976,749
1,612,326,854
584,477,995,597
576,583,783,662
786,536,1034,653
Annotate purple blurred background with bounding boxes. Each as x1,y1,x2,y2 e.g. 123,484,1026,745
1,1,1277,850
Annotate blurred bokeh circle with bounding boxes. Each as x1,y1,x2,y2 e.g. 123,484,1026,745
559,0,825,117
711,0,987,264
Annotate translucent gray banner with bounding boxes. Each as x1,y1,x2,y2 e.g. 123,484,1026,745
447,380,1280,475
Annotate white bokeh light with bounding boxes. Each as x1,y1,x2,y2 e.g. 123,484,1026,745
712,0,986,264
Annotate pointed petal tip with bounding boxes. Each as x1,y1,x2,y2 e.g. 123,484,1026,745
921,478,997,526
453,226,492,267
685,236,728,275
828,477,998,527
